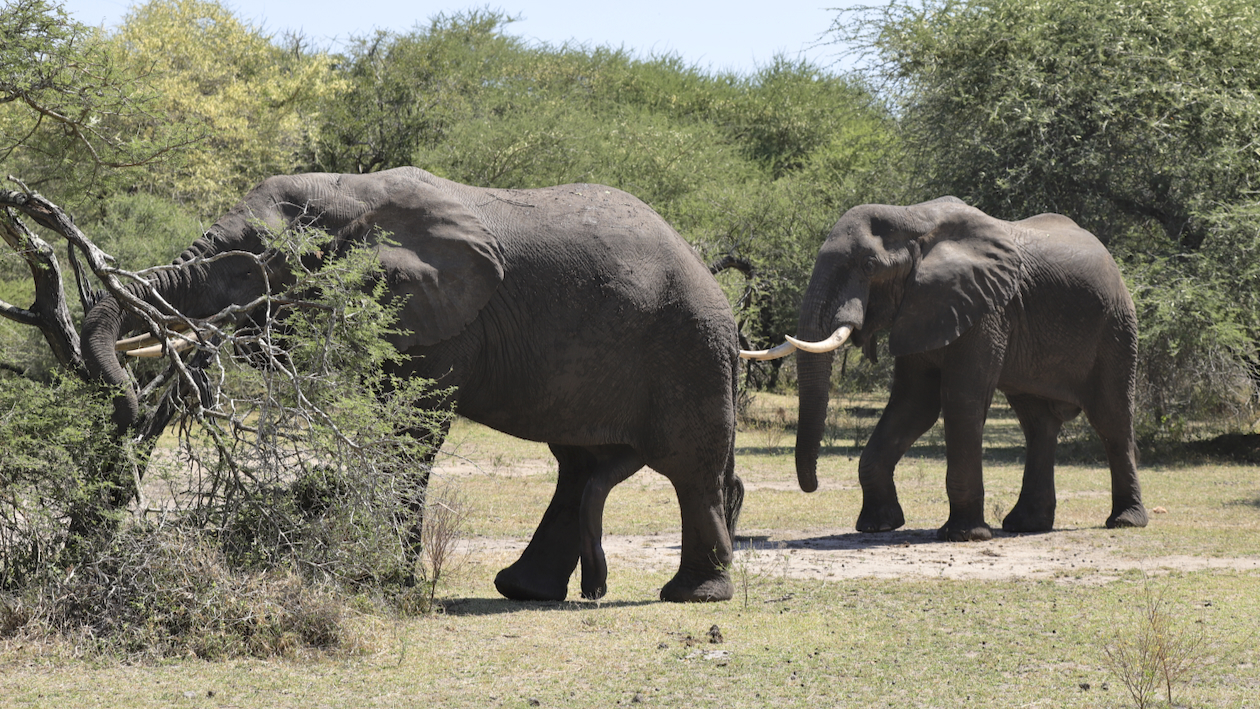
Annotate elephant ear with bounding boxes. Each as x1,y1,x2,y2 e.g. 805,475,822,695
345,186,504,349
888,213,1024,356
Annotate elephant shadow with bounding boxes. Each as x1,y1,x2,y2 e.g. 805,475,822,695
755,527,1047,552
438,597,659,616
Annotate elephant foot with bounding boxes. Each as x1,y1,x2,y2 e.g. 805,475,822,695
660,571,733,603
856,500,905,533
494,563,569,602
1001,502,1055,533
936,520,993,542
1106,504,1148,529
579,575,608,601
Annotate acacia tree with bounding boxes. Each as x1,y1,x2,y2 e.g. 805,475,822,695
0,2,440,594
112,0,343,213
0,0,198,200
1,178,444,591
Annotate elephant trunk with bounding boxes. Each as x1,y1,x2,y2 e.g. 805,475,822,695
83,295,140,431
82,262,207,432
794,349,833,493
792,279,842,493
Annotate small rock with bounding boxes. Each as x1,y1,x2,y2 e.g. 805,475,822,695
1152,506,1168,514
527,699,541,707
1079,682,1090,691
631,693,644,703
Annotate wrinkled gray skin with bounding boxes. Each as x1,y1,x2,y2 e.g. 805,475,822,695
83,167,742,602
793,197,1147,541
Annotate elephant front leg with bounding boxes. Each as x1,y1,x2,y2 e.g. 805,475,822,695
936,353,1000,542
494,445,590,601
577,447,644,599
937,411,992,542
857,359,941,533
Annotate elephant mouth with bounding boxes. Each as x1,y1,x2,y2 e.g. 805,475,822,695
739,326,852,360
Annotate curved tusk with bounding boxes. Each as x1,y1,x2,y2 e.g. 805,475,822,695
124,337,198,358
115,332,159,351
115,322,192,351
739,340,797,361
785,326,853,354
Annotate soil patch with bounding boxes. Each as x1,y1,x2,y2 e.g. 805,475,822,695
460,528,1260,586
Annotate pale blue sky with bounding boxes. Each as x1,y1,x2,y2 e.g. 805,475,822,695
57,0,864,75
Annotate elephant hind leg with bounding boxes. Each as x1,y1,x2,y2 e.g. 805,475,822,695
651,448,737,603
1083,374,1147,529
1088,412,1147,529
1002,393,1069,533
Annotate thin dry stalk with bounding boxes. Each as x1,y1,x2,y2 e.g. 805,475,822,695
1100,573,1210,709
419,483,471,611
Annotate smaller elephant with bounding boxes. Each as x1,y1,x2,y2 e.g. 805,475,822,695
743,197,1147,540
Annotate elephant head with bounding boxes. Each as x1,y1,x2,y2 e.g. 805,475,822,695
741,197,1024,492
83,168,504,432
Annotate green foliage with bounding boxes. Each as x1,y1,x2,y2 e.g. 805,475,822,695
84,191,204,271
1125,255,1255,437
172,227,448,586
858,0,1260,248
854,0,1260,429
0,0,190,202
111,0,343,214
0,374,127,588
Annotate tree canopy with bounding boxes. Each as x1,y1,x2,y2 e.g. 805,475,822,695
846,0,1260,431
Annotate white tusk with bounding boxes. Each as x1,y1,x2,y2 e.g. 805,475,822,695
124,337,198,358
785,326,853,354
115,333,159,351
115,322,192,351
739,341,797,361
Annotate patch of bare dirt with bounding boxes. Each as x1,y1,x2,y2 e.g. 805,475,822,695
437,450,1260,587
459,529,1260,586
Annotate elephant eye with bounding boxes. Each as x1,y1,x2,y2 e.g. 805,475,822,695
862,257,878,276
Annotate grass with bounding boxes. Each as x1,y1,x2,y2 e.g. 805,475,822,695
2,392,1259,708
3,571,1255,708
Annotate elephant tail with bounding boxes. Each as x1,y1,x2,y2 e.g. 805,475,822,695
723,439,744,540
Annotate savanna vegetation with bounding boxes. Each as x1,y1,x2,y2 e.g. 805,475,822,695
0,0,1258,703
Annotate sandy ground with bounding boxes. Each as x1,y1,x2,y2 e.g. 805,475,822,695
436,456,1260,585
459,528,1260,585
140,446,1259,587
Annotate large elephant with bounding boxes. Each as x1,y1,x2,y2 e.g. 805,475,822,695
82,166,742,602
743,197,1147,541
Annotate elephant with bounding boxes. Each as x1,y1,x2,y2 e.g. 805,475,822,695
742,197,1147,541
82,166,743,602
